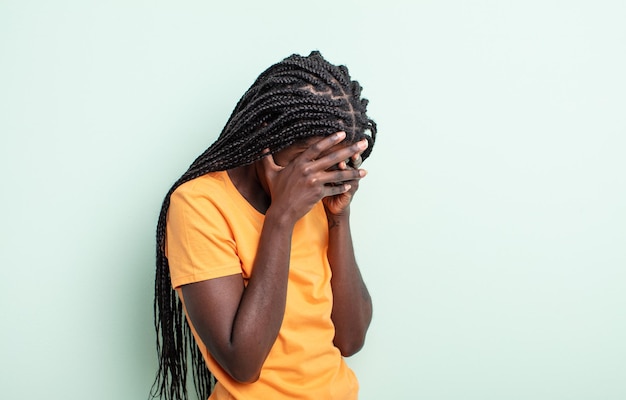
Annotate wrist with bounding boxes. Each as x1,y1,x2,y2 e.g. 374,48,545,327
265,207,298,229
326,210,351,231
325,205,351,220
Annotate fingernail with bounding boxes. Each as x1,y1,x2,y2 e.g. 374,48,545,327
360,169,368,177
336,131,346,140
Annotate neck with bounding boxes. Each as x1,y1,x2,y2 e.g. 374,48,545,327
227,163,271,214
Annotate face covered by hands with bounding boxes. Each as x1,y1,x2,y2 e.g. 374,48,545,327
260,132,369,223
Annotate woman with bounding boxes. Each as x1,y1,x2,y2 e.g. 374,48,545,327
151,51,377,400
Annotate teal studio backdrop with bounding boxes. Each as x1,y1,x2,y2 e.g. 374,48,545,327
1,1,625,399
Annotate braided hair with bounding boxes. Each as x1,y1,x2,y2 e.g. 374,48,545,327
150,51,377,400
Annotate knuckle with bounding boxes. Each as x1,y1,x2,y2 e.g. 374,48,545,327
334,171,347,182
328,153,342,163
310,142,324,153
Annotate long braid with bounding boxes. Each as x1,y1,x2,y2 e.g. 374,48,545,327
150,51,377,400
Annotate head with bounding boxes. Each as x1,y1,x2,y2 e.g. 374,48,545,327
151,51,377,400
185,50,376,174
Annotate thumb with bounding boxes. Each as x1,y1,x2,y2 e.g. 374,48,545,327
261,149,283,174
260,150,284,194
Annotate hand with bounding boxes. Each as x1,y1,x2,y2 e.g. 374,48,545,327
261,132,367,224
322,139,368,217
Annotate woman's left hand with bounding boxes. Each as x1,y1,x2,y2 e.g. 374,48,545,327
322,140,368,217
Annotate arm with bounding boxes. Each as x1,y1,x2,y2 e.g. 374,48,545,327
181,132,366,382
323,141,373,356
182,209,294,383
326,210,373,356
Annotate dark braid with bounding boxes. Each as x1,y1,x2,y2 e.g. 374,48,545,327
150,51,377,400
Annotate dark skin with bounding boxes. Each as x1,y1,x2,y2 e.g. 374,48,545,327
181,131,373,383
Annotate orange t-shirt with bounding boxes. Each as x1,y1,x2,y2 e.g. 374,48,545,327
166,171,359,400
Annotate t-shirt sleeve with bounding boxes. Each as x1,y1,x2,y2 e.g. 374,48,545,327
166,182,242,289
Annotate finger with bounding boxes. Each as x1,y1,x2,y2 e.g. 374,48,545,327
323,183,352,197
314,139,368,172
299,131,347,162
321,168,367,185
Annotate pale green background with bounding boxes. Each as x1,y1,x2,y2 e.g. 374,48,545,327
1,1,625,399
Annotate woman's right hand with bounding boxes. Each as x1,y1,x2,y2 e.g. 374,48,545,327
261,132,367,224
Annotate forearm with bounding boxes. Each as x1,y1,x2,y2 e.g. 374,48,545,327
327,210,373,356
221,210,294,381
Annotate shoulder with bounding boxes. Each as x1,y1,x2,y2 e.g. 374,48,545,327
171,171,230,207
173,171,228,196
167,171,237,227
